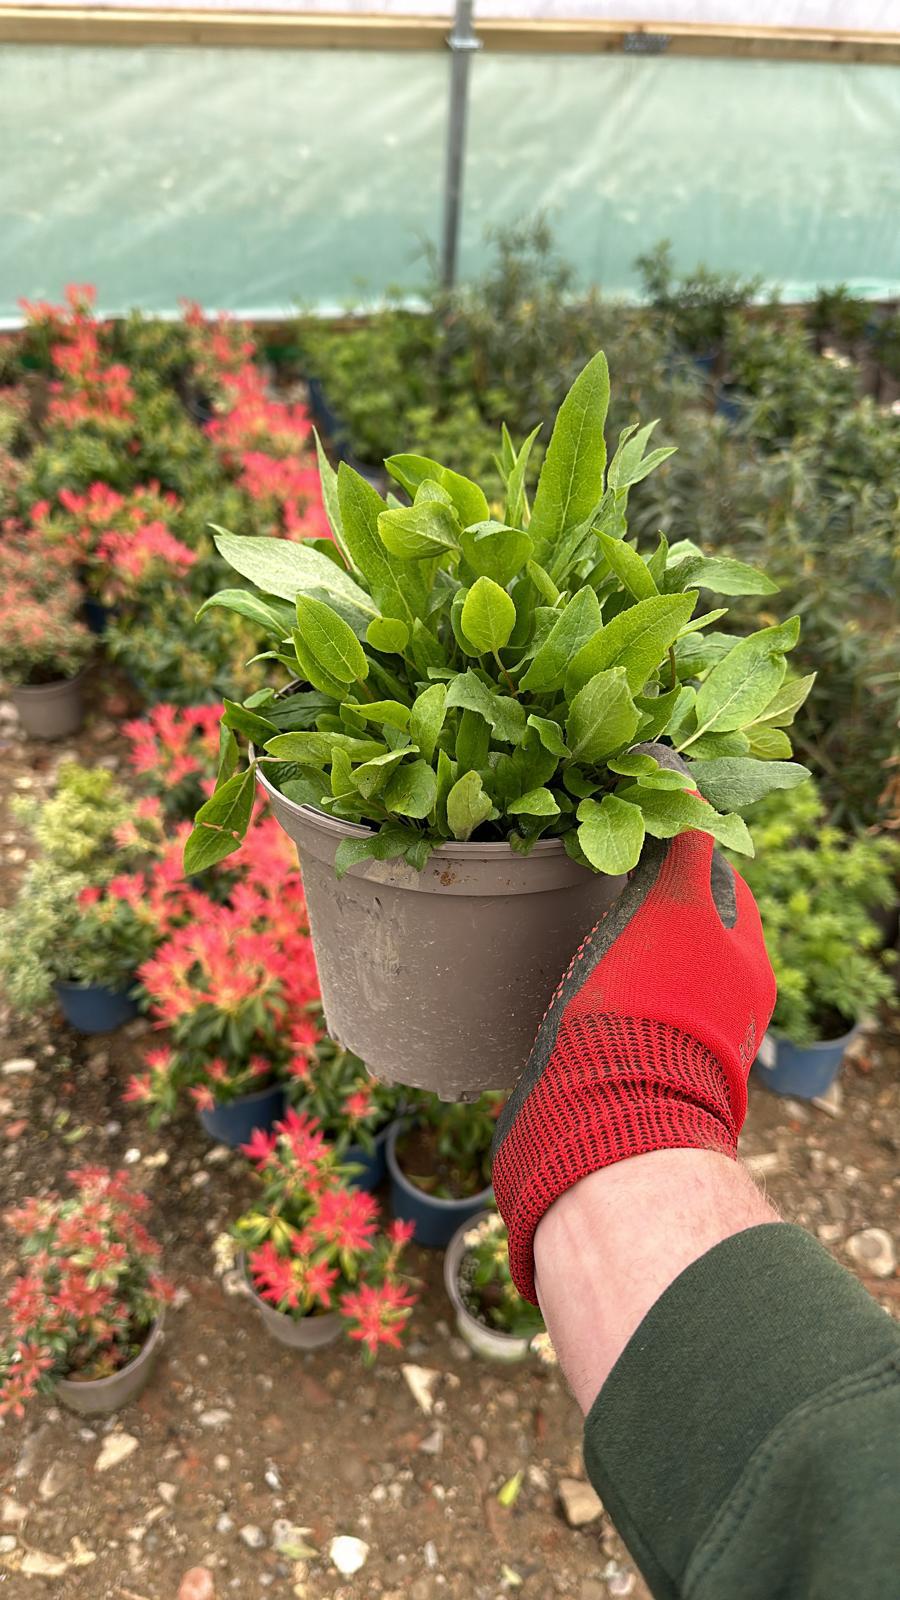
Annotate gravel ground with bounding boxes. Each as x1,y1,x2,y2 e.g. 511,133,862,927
0,684,897,1600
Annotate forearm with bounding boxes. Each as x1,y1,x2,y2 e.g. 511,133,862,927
534,1149,778,1410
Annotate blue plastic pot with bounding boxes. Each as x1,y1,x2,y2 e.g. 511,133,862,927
342,1120,395,1193
715,382,744,423
386,1122,492,1250
753,1023,860,1100
82,597,110,636
198,1082,286,1148
55,980,138,1035
692,350,718,378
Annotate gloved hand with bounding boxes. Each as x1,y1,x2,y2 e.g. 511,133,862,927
492,746,776,1303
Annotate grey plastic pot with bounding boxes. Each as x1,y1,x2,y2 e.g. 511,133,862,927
55,1315,164,1415
444,1212,534,1362
256,768,624,1099
10,671,85,741
242,1257,343,1350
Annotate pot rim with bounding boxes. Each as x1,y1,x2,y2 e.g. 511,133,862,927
9,666,88,697
54,977,135,998
386,1120,494,1212
239,1252,343,1328
56,1311,165,1393
207,1079,287,1111
443,1209,532,1353
766,1020,861,1053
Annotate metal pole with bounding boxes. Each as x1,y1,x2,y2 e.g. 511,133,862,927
440,0,481,290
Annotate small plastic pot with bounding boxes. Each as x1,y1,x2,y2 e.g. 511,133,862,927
386,1122,492,1250
242,1258,343,1350
198,1082,286,1148
342,1119,395,1193
82,597,110,636
753,1023,861,1100
444,1213,534,1362
56,1316,164,1415
10,672,85,740
256,764,624,1100
55,980,138,1035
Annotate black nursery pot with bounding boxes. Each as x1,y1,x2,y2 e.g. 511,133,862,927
198,1082,286,1147
55,980,138,1035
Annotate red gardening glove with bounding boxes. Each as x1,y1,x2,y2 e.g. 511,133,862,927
492,752,776,1303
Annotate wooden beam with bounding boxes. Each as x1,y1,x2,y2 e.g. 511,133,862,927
0,6,897,65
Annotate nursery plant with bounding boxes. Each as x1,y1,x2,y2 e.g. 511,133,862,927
233,1109,416,1356
395,1093,501,1200
186,349,810,881
738,783,899,1047
290,1029,403,1153
635,240,762,358
455,1210,544,1341
0,1167,173,1419
0,535,91,689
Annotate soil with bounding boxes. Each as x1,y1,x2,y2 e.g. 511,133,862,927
396,1124,490,1202
0,690,898,1600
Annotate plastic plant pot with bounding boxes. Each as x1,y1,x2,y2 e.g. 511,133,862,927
82,597,110,636
342,1119,395,1193
753,1023,861,1100
55,980,138,1035
56,1316,165,1415
386,1121,492,1250
198,1082,286,1148
242,1257,343,1350
10,672,85,741
256,765,624,1100
444,1212,534,1362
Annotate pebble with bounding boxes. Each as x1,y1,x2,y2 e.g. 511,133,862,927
744,1151,784,1178
329,1535,369,1576
817,1223,843,1244
216,1514,234,1535
6,847,25,864
178,1567,216,1600
95,1433,139,1473
401,1365,440,1415
1,1059,36,1076
558,1477,604,1528
213,1454,231,1472
811,1080,843,1117
1,1498,26,1526
0,1535,17,1554
419,1428,443,1455
608,1573,636,1597
239,1524,266,1549
423,1540,438,1570
470,1435,487,1464
199,1409,232,1429
157,1482,178,1505
124,1147,141,1165
846,1228,896,1279
38,1461,75,1501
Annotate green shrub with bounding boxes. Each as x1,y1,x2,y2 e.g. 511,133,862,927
635,239,761,355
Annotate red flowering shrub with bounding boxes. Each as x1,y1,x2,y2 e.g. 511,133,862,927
290,1032,403,1153
234,450,330,540
0,534,91,686
20,287,135,431
0,1167,174,1419
31,482,195,604
180,301,256,400
234,1109,416,1356
123,702,223,816
204,366,312,461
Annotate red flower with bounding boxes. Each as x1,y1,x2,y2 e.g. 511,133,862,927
190,1086,216,1112
341,1280,416,1355
241,1127,278,1164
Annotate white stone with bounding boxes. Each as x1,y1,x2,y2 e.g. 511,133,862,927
744,1151,784,1178
157,1482,178,1505
239,1525,266,1550
424,1540,438,1570
329,1535,369,1576
0,1535,17,1553
95,1433,139,1473
215,1514,234,1535
198,1409,232,1429
402,1364,440,1415
558,1477,604,1528
1,1059,35,1076
846,1228,896,1279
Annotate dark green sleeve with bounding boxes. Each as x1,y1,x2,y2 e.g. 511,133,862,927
583,1223,900,1600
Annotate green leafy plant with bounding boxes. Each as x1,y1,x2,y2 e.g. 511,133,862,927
187,353,809,879
290,1030,403,1152
635,240,761,356
737,783,899,1045
457,1210,545,1340
396,1093,501,1199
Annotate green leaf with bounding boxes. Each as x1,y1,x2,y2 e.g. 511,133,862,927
504,424,542,528
690,618,800,740
383,759,438,819
518,587,602,693
336,465,430,627
313,428,354,570
497,1472,524,1510
566,668,640,764
647,532,669,588
634,686,683,742
197,588,295,638
688,758,810,812
752,672,816,728
746,725,793,760
525,559,560,605
409,683,447,765
674,631,739,680
607,419,675,492
529,351,610,561
526,714,570,758
265,731,384,765
460,522,534,588
348,748,410,799
296,595,369,685
461,577,517,654
378,500,460,560
687,731,751,758
184,767,255,874
385,454,490,528
446,770,494,841
334,835,380,880
576,795,645,873
291,627,347,700
434,747,455,831
366,617,410,655
608,752,692,790
665,553,779,597
455,707,491,770
619,786,754,856
567,594,697,698
445,669,526,746
597,532,658,600
222,698,279,745
678,608,729,636
507,787,560,818
212,528,376,632
216,724,239,787
330,746,353,800
348,700,411,732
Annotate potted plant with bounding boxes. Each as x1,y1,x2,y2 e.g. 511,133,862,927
290,1025,405,1191
739,783,899,1098
0,1167,174,1419
444,1208,545,1361
232,1109,417,1354
387,1094,497,1249
0,536,92,740
634,240,761,368
185,350,808,1098
129,875,321,1145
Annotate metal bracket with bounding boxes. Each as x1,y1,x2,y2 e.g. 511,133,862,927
623,31,671,55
